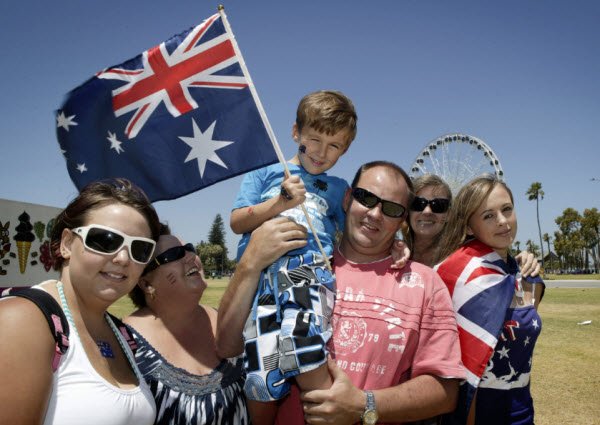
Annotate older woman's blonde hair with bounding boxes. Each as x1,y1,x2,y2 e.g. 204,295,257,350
435,174,514,264
401,174,452,257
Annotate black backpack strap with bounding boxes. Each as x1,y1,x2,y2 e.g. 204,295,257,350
108,313,138,355
2,288,70,372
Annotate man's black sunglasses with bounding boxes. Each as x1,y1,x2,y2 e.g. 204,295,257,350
351,187,407,218
142,243,196,276
410,197,450,214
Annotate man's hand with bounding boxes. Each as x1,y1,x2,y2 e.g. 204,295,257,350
516,250,541,278
247,217,308,269
390,239,410,270
301,356,365,425
216,218,308,358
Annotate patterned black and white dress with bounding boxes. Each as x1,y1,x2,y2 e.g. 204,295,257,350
128,326,250,425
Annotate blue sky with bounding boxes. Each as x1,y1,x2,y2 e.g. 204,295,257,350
1,0,599,259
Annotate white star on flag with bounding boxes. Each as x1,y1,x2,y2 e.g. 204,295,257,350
179,119,233,178
497,346,510,359
532,319,539,329
57,111,78,131
107,131,124,154
524,336,530,346
76,163,87,173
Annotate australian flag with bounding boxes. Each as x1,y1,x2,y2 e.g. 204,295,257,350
56,12,278,202
434,239,543,424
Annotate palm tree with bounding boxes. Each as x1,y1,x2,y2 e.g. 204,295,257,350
526,239,540,257
556,208,583,271
581,208,600,273
514,240,521,252
543,233,553,271
526,182,545,275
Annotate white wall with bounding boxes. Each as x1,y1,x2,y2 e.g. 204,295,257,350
0,199,62,288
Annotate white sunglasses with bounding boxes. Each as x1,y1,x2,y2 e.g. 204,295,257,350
71,224,156,265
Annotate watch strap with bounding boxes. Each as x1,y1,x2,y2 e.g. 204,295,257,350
362,390,378,425
365,390,375,409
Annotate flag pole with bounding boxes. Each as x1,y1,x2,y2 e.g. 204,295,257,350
219,5,333,273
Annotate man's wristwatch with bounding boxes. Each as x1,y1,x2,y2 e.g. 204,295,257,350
361,390,379,425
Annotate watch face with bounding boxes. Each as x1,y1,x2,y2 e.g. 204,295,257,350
363,409,379,425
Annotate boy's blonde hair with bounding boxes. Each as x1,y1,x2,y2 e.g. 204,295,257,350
435,174,514,264
296,90,357,143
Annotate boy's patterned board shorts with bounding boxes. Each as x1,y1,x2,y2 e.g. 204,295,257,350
243,253,335,402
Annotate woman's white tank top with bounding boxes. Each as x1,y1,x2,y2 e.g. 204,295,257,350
37,284,156,425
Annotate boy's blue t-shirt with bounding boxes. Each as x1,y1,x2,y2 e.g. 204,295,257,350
233,162,348,261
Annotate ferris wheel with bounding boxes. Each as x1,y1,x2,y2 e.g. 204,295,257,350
408,133,505,195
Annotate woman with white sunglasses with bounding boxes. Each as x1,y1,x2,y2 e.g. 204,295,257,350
0,178,160,425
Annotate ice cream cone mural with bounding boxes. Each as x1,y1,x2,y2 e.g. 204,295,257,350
0,200,62,286
14,212,35,274
17,241,32,273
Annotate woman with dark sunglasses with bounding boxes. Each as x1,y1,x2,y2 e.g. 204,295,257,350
402,174,453,267
124,226,249,425
402,175,540,275
0,178,160,425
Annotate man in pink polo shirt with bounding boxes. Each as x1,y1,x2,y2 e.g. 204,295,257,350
217,161,465,424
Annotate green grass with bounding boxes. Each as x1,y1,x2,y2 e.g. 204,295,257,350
108,280,600,424
107,277,230,318
108,296,137,318
542,273,599,280
532,288,600,425
199,277,231,308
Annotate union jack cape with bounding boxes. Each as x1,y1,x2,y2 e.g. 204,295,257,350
56,10,280,202
434,239,542,424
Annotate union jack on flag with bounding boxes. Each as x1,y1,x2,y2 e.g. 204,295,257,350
434,239,543,424
56,11,278,202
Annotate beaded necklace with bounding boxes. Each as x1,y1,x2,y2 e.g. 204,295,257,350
56,281,141,382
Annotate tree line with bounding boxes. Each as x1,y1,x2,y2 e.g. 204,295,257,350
518,182,599,274
195,214,237,277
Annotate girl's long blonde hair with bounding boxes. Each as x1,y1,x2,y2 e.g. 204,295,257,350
435,174,514,264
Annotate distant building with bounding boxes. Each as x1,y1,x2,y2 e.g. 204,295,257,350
543,251,559,264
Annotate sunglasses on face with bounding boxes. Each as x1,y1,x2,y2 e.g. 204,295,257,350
71,224,156,265
351,187,407,218
410,197,450,214
142,243,196,276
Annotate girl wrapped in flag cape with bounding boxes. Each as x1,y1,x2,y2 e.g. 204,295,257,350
434,174,544,425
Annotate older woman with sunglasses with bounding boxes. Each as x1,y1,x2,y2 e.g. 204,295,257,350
401,174,453,267
0,179,160,425
124,225,249,425
403,174,540,274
